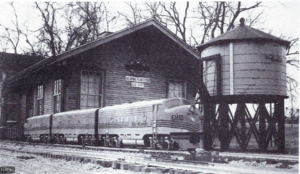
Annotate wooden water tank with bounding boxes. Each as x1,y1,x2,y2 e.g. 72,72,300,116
197,18,290,97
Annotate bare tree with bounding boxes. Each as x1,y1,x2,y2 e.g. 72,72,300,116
118,2,146,27
286,37,299,122
159,2,189,43
194,1,262,44
34,2,112,56
0,2,21,53
63,2,112,51
35,2,65,57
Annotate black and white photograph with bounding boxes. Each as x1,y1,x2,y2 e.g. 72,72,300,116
0,1,298,174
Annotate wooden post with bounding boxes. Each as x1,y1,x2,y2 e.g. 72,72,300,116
219,103,230,151
239,103,247,151
203,102,213,151
258,102,267,152
276,99,285,153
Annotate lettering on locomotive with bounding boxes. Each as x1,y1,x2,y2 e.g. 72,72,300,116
171,115,184,119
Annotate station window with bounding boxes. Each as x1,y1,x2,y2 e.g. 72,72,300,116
36,85,44,115
53,79,63,113
168,80,186,98
80,71,103,109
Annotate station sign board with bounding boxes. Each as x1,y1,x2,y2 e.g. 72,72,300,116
125,76,150,83
131,82,144,88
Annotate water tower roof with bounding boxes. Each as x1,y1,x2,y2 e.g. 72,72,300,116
197,18,290,51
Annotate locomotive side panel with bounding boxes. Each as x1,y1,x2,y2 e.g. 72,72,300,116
98,101,159,141
97,98,204,149
24,114,52,142
52,109,98,143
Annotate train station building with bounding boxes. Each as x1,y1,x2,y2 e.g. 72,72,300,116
0,19,201,135
0,18,290,153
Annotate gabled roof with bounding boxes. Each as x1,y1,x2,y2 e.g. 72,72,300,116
197,18,290,51
5,19,200,84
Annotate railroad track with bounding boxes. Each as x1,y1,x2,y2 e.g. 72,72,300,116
220,152,298,162
4,140,297,164
0,141,298,174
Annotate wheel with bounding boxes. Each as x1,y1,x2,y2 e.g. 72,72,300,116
63,138,67,144
46,136,51,143
162,142,168,149
58,136,64,144
53,136,58,144
116,139,123,148
40,136,44,143
43,136,48,143
81,136,85,145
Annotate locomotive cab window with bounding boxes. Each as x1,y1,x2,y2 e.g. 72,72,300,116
182,100,191,105
165,99,181,109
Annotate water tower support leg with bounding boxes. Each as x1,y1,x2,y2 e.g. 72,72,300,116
219,103,230,151
239,103,247,151
203,103,214,151
276,99,285,153
258,102,267,152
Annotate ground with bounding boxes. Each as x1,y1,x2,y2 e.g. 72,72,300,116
0,149,140,174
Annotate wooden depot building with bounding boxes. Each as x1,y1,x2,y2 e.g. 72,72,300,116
1,19,201,134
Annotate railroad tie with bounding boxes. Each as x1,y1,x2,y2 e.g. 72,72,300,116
133,165,144,172
120,162,129,170
104,160,112,167
112,161,121,169
96,160,106,167
128,163,135,171
153,167,169,174
141,166,153,173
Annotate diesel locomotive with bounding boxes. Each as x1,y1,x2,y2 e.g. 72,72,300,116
24,98,204,150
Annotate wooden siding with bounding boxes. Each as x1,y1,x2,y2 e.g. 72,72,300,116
15,32,198,117
64,71,80,111
201,42,287,96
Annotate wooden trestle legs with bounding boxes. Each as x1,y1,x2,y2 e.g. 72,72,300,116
203,99,286,153
276,99,285,153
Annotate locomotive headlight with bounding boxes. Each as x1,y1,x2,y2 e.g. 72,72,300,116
191,116,196,122
189,105,196,113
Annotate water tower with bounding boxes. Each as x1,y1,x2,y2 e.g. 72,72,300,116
197,18,290,152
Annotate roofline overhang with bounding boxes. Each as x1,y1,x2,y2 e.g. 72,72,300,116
197,38,290,52
4,19,200,85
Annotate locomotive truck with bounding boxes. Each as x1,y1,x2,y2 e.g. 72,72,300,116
24,98,204,150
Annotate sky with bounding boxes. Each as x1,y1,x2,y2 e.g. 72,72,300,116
0,1,299,111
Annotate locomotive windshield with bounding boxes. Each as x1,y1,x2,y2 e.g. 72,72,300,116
182,99,191,105
165,99,191,109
